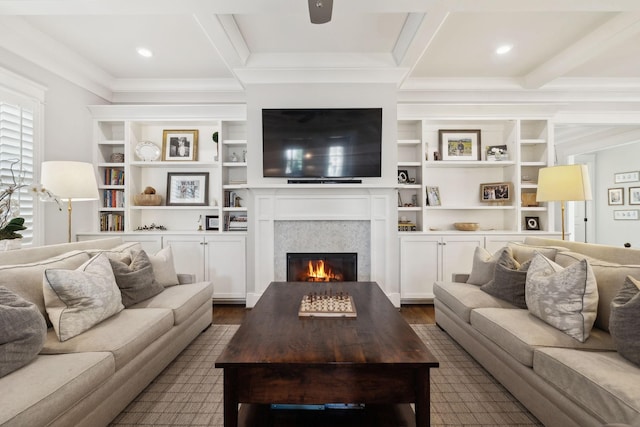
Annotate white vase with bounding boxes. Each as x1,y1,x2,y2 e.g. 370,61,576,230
0,239,22,251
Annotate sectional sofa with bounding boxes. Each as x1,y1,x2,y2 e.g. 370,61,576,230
434,236,640,427
0,237,213,427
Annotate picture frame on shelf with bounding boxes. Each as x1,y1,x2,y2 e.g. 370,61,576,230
426,186,441,206
630,187,640,205
521,192,538,207
438,130,481,161
166,172,209,206
525,216,540,230
205,215,219,230
480,182,511,202
485,144,508,161
397,169,409,184
608,188,624,205
614,210,639,220
614,171,639,184
162,129,199,161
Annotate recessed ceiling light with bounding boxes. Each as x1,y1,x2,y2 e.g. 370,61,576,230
496,44,513,55
136,47,153,58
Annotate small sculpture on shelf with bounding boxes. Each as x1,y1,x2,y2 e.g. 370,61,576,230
135,223,167,231
230,152,238,162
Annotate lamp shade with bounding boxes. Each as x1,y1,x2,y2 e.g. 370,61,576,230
40,161,99,201
536,164,592,202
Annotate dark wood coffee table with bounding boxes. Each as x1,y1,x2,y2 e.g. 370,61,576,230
215,282,439,427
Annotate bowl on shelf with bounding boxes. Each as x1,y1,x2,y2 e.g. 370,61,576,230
454,222,479,231
133,194,162,206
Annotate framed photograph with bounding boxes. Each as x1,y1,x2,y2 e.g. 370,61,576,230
397,169,409,184
630,187,640,205
480,182,511,202
525,216,540,231
205,215,219,231
608,188,624,205
166,172,209,206
614,210,639,220
162,129,199,161
426,186,441,206
614,171,639,183
486,144,508,161
438,130,481,161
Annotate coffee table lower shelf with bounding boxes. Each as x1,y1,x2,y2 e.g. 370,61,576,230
238,403,416,427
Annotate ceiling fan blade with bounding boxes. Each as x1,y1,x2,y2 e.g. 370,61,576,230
308,0,333,24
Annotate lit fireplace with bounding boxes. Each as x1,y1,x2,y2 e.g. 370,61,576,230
287,253,357,282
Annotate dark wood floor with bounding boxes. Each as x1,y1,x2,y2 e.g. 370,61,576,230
213,304,435,325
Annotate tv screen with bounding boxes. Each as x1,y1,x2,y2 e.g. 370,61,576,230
262,108,382,178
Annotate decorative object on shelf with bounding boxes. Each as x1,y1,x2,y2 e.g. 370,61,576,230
135,141,160,162
166,172,209,206
109,152,125,163
537,164,592,240
614,210,639,220
608,188,624,205
521,192,538,207
486,145,508,161
242,150,247,162
397,192,403,207
197,215,203,231
525,216,540,230
135,223,167,231
426,186,441,206
397,169,408,183
630,187,640,205
480,182,511,202
133,186,162,206
230,152,238,162
212,132,219,143
205,215,219,231
212,131,219,161
162,129,199,161
454,222,479,231
438,129,481,161
433,151,440,161
614,171,639,184
41,161,99,243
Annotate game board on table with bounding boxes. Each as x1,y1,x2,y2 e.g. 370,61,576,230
298,290,357,318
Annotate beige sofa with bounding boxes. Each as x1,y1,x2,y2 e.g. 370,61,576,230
0,238,213,427
434,236,640,427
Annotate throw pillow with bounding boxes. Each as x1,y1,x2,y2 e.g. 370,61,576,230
0,287,47,377
609,275,640,366
480,251,530,309
147,246,179,287
507,242,561,264
525,253,598,342
109,250,165,307
43,253,124,342
466,246,512,285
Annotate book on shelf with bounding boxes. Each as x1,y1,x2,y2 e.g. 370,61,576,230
224,190,243,208
100,212,124,232
103,189,125,208
104,167,124,185
225,213,248,231
398,222,417,231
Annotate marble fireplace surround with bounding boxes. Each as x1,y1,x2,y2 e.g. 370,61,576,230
248,187,399,308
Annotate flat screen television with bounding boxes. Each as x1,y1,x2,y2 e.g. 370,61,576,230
262,108,382,179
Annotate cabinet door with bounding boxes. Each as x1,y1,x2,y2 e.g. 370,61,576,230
400,236,441,300
441,235,484,282
162,235,205,282
205,235,246,300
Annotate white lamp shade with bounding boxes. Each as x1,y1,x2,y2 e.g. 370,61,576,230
41,161,99,201
536,164,592,202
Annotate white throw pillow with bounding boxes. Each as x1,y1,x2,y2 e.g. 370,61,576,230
525,253,598,342
147,246,179,287
43,253,124,341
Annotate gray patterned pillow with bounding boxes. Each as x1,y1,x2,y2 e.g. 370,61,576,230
0,287,47,377
109,250,165,307
43,253,124,342
480,251,530,309
466,246,511,285
609,275,640,365
525,253,598,342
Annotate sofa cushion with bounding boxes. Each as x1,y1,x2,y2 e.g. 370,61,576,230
0,352,114,427
507,241,563,264
480,251,529,309
43,253,124,342
555,251,640,332
433,281,518,324
525,254,598,342
109,250,165,308
129,281,213,325
534,348,640,426
86,241,141,260
610,275,640,366
148,246,179,287
0,287,47,378
41,307,173,370
470,308,615,367
0,250,90,325
466,246,511,285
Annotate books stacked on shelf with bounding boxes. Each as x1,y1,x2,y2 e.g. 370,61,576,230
103,189,125,208
398,222,417,231
224,190,243,207
100,212,124,232
226,214,248,231
104,167,124,185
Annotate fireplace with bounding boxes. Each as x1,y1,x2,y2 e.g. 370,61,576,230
287,253,357,282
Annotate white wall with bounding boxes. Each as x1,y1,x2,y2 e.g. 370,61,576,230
0,47,109,244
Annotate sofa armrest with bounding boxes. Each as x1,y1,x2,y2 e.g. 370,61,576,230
177,273,196,285
452,273,469,283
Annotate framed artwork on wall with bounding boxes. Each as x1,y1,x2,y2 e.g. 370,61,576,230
614,171,639,184
629,187,640,205
614,210,639,220
438,130,481,161
608,188,624,205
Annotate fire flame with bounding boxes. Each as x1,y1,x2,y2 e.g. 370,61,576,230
306,260,341,282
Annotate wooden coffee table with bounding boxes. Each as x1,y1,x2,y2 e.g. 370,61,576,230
215,282,439,427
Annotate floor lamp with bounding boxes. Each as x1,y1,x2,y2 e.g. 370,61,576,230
41,161,99,242
536,164,592,240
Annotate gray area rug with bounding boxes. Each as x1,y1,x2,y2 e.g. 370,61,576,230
110,324,541,426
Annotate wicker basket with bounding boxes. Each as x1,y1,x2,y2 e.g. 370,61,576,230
133,194,162,206
454,222,479,231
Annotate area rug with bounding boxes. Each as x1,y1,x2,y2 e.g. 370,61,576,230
110,324,541,426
